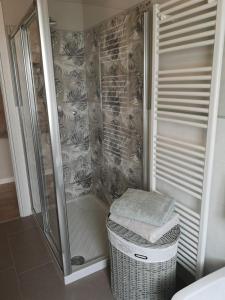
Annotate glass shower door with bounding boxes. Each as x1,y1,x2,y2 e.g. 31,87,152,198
23,16,63,262
12,30,45,230
10,9,70,274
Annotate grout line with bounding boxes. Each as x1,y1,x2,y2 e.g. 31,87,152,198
7,234,24,300
33,217,65,282
0,216,20,225
6,222,38,238
17,261,53,277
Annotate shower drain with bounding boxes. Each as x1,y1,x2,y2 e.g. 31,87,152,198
71,256,85,265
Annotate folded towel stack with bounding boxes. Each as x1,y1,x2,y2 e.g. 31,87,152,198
109,188,179,243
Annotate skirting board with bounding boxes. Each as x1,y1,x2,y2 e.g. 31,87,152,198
64,258,108,285
0,177,14,185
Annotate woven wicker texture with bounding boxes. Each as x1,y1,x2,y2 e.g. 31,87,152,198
107,220,180,300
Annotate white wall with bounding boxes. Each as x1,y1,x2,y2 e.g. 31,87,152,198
83,4,122,30
71,0,142,10
0,0,142,31
47,0,124,31
204,34,225,274
0,0,30,185
1,0,32,26
0,138,14,181
48,0,84,31
205,117,225,274
218,43,225,117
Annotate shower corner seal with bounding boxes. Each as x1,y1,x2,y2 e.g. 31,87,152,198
64,258,109,285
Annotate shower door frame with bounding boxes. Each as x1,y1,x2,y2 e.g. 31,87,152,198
10,2,72,277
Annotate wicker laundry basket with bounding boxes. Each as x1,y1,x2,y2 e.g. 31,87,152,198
107,219,180,300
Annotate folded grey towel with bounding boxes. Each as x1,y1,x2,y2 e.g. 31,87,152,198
110,189,175,227
110,213,179,243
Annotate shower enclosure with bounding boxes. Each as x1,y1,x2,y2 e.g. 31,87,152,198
10,0,150,282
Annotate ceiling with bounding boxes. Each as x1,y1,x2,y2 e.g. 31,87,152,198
54,0,142,10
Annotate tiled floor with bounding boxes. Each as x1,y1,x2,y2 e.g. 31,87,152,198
0,216,114,300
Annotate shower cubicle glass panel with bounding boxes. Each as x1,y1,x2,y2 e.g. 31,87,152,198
47,0,150,272
11,0,150,278
12,29,45,230
11,10,67,270
25,15,62,260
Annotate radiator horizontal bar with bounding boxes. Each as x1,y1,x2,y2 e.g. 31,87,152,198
157,164,203,187
159,39,214,54
160,20,216,40
176,209,200,229
158,98,210,105
157,104,209,113
101,26,125,37
103,107,130,112
158,75,212,81
101,38,127,48
177,257,196,275
157,111,208,121
102,85,127,88
103,126,131,135
103,145,127,157
157,146,205,165
162,0,206,15
180,234,199,251
180,235,199,251
176,202,200,217
156,174,202,199
178,248,197,268
101,44,128,53
160,0,186,9
158,90,210,97
156,140,205,158
103,136,129,147
103,148,128,160
156,152,204,173
179,236,199,253
103,101,128,106
156,158,203,180
159,30,215,48
103,129,130,139
103,140,128,152
102,96,128,100
177,251,197,270
156,169,202,193
101,57,128,64
156,170,202,195
179,216,200,233
157,117,208,128
178,245,197,263
102,75,127,78
159,11,217,33
180,221,199,240
158,83,211,89
100,53,127,60
102,91,127,97
102,74,127,78
104,122,134,132
157,135,206,152
159,2,217,25
158,66,212,75
157,135,205,156
103,133,127,144
100,35,125,46
102,79,126,83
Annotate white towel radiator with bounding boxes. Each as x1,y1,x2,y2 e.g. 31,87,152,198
150,0,225,278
